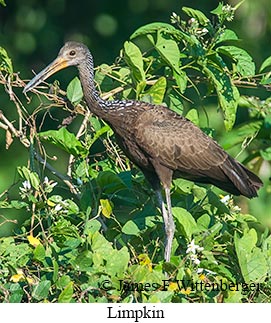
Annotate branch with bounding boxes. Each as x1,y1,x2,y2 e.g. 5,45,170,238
0,110,80,197
34,152,80,197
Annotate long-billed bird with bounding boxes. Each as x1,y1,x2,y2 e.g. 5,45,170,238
24,42,263,262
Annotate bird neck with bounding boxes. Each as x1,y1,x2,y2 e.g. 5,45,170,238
77,52,110,119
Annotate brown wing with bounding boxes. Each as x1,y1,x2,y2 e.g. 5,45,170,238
134,108,226,176
133,106,262,197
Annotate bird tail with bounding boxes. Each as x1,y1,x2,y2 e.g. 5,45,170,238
220,156,263,198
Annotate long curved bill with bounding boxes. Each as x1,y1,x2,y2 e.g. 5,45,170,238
23,56,68,94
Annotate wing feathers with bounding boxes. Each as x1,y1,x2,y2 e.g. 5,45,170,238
133,107,262,198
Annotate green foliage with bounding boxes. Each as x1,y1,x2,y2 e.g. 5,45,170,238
124,41,145,84
0,47,13,74
1,194,271,302
39,128,88,157
128,5,255,130
217,46,255,77
0,2,271,304
66,77,83,105
234,229,268,283
182,6,210,25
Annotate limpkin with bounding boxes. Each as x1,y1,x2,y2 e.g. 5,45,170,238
24,41,263,262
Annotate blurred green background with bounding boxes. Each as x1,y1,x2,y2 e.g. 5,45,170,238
2,0,271,74
0,0,271,235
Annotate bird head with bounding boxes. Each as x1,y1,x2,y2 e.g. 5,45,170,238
23,41,90,93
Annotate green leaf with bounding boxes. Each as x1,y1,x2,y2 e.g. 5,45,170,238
66,77,83,105
234,229,268,283
220,120,263,149
84,219,102,236
0,200,28,209
211,2,224,16
105,247,130,276
56,275,71,289
88,125,112,148
260,72,271,85
118,171,132,189
17,166,40,190
72,250,93,271
58,282,74,303
51,219,80,245
260,147,271,161
217,46,255,76
130,22,181,40
9,283,23,303
199,222,223,251
91,231,113,254
33,244,46,262
124,41,145,83
0,0,6,6
0,47,13,74
173,207,197,239
182,6,210,25
100,199,113,218
152,33,181,73
185,108,199,126
96,171,128,194
148,291,174,303
122,220,140,236
95,64,114,92
144,77,167,104
131,22,200,57
197,214,211,230
65,199,79,215
52,259,59,283
167,92,184,115
173,69,187,93
215,29,238,44
148,32,188,91
32,280,51,301
136,80,146,97
203,60,240,131
11,200,28,209
39,127,88,157
173,178,194,193
260,56,271,72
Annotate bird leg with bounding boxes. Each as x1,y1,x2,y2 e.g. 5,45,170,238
156,188,175,262
164,187,175,262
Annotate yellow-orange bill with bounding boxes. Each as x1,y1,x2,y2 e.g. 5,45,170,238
23,57,68,93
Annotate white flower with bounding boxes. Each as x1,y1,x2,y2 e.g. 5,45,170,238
190,254,201,265
43,177,57,188
19,180,32,197
170,12,180,24
51,181,58,188
232,205,241,212
186,239,204,254
220,195,230,205
22,180,31,190
43,176,49,185
54,204,62,211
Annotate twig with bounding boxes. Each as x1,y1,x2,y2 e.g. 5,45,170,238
0,109,80,196
67,109,91,177
0,214,18,227
0,110,30,147
34,152,80,197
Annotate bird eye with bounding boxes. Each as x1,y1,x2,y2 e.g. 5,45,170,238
69,50,76,56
